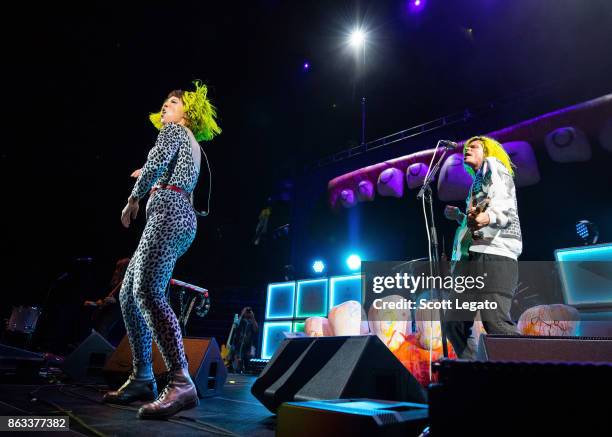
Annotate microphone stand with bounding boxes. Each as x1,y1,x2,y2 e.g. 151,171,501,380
417,141,452,358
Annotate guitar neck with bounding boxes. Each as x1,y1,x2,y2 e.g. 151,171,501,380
227,317,242,343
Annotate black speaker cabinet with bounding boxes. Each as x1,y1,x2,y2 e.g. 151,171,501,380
477,334,612,362
61,330,115,382
103,336,226,398
252,336,426,414
0,343,45,379
430,359,612,435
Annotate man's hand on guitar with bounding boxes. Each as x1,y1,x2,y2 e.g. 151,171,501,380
467,210,490,229
103,296,117,306
444,205,462,222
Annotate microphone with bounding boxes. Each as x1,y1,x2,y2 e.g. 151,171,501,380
439,140,459,150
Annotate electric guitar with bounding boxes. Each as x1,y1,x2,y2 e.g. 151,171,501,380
221,314,240,367
451,197,490,270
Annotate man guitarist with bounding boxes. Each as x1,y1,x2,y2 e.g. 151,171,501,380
83,257,130,345
230,307,259,373
443,136,522,359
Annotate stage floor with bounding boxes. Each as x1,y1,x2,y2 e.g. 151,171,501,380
0,374,275,437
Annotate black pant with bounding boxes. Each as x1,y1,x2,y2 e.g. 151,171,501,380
444,252,518,360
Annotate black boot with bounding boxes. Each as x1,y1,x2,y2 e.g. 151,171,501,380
103,375,158,405
137,367,199,419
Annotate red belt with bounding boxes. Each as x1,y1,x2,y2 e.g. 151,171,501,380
150,184,189,198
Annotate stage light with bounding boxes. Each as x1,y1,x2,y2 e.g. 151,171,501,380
303,62,310,70
312,260,325,274
576,220,599,245
296,278,329,318
407,0,426,14
346,26,368,145
346,254,362,271
330,274,362,309
265,281,296,319
262,321,293,359
349,29,366,48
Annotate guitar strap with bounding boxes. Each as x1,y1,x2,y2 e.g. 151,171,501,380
452,160,488,264
184,126,212,217
467,159,488,212
190,144,212,217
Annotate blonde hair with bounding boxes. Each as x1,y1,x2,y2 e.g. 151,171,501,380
463,136,515,177
149,80,221,142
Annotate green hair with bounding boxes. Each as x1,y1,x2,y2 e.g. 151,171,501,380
149,80,221,142
463,135,515,178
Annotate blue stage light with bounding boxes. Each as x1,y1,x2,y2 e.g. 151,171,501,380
265,282,296,319
312,260,325,274
296,278,329,318
329,274,362,310
262,321,293,359
346,254,362,271
576,220,599,245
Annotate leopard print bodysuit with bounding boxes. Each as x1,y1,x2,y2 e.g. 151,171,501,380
119,122,200,373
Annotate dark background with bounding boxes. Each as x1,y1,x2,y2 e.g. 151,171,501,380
2,1,611,348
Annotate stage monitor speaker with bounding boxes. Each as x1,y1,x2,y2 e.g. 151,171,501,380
277,399,428,437
252,336,316,408
0,343,44,379
477,334,612,362
251,336,426,414
61,330,115,382
429,359,612,435
103,336,226,398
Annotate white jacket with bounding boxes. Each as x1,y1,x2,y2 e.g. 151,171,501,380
465,157,522,260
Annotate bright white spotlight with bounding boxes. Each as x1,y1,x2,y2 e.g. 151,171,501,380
349,29,366,48
312,260,325,274
346,254,362,271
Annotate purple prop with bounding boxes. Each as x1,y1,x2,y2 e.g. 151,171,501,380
406,162,431,189
503,141,540,187
545,127,592,163
328,94,612,207
328,150,442,208
600,119,612,153
437,153,471,202
377,168,405,198
357,180,375,201
340,189,357,208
